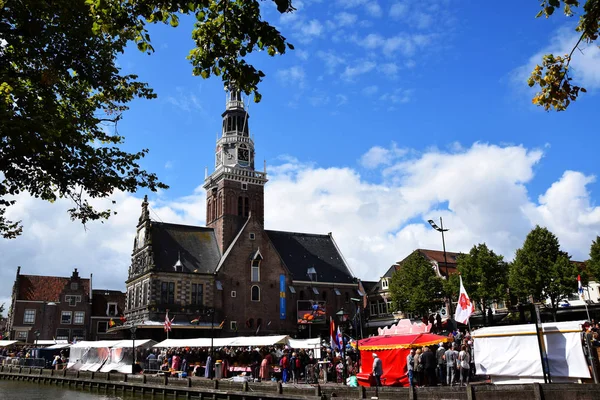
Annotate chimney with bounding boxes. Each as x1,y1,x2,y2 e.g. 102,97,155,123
71,268,80,279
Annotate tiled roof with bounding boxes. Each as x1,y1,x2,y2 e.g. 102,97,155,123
415,249,461,265
266,230,355,284
361,280,379,294
150,222,221,274
382,264,399,278
18,275,90,302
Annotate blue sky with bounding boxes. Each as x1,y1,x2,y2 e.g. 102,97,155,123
1,0,600,301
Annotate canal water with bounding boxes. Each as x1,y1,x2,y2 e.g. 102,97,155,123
0,380,140,399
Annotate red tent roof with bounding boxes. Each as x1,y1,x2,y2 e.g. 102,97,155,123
358,333,451,351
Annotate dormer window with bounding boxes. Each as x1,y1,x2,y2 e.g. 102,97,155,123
71,282,79,290
381,278,389,290
307,267,317,282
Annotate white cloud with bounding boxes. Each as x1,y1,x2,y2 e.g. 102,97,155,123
379,88,413,104
296,49,310,60
390,2,408,18
366,2,383,17
515,26,600,91
165,87,204,113
378,63,399,78
342,60,377,80
2,143,599,303
263,143,600,280
336,94,348,106
277,66,306,87
360,33,384,49
300,19,324,41
317,50,345,74
362,85,379,96
335,12,358,27
359,142,407,169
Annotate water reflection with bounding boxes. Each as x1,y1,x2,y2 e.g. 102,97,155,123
0,380,133,399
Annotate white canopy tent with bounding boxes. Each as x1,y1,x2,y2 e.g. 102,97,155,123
67,340,121,372
153,337,236,348
472,320,590,383
154,335,300,349
44,343,71,350
287,338,321,349
0,340,21,347
100,339,157,374
36,340,68,346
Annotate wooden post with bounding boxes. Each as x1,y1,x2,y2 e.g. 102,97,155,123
242,381,249,392
359,386,366,399
315,384,321,396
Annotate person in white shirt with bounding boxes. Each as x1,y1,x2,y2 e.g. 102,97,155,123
458,345,470,386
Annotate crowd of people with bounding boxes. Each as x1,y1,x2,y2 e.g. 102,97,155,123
140,344,359,383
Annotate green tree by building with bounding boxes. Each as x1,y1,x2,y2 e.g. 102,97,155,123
389,251,444,318
509,225,577,321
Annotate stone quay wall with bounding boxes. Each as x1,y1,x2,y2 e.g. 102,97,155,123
0,366,598,400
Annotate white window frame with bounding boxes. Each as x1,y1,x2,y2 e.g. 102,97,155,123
71,282,79,290
241,182,248,190
251,285,261,302
381,279,389,290
231,290,237,298
107,302,118,316
74,311,85,325
72,329,85,340
16,331,28,340
23,309,36,324
61,311,72,325
378,301,386,315
251,259,260,282
386,300,393,314
230,321,238,331
56,329,69,340
249,233,255,240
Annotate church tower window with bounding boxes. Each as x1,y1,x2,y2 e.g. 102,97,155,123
244,197,249,216
238,197,243,216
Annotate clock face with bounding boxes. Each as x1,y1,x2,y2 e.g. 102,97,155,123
238,148,249,162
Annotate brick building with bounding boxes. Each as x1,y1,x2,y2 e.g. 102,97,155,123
7,267,91,343
124,89,359,339
89,289,126,341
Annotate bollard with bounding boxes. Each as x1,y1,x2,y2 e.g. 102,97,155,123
466,384,474,400
532,383,543,400
408,384,414,400
76,370,80,378
143,374,147,384
187,377,192,387
315,383,322,396
213,379,219,390
163,374,169,386
107,372,111,381
277,381,283,394
123,374,127,382
242,381,249,392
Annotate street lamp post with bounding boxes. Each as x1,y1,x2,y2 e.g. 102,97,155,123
336,308,350,385
428,217,454,320
130,325,137,374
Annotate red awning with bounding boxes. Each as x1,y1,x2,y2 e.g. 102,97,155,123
358,333,452,351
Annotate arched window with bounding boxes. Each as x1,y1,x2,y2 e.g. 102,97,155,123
238,196,243,216
251,258,260,282
207,200,212,222
244,197,250,216
251,285,260,302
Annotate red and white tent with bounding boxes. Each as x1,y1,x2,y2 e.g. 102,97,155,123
357,332,452,387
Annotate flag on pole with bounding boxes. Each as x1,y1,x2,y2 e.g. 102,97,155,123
578,275,584,300
164,310,173,332
454,276,475,324
329,317,337,351
336,326,344,353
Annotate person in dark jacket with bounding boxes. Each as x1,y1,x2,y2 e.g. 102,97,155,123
420,347,437,386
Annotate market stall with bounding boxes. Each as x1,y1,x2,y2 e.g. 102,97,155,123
100,339,157,374
67,340,120,372
356,333,452,387
472,320,591,383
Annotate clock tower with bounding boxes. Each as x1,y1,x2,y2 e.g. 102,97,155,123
204,88,267,253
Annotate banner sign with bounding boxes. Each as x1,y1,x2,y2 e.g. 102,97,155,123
280,275,286,320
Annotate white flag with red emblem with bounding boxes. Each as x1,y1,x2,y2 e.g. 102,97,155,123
454,276,475,324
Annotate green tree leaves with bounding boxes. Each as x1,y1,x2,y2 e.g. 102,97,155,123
588,236,600,280
389,251,444,317
457,244,508,314
1,0,294,237
509,225,577,321
530,0,599,111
